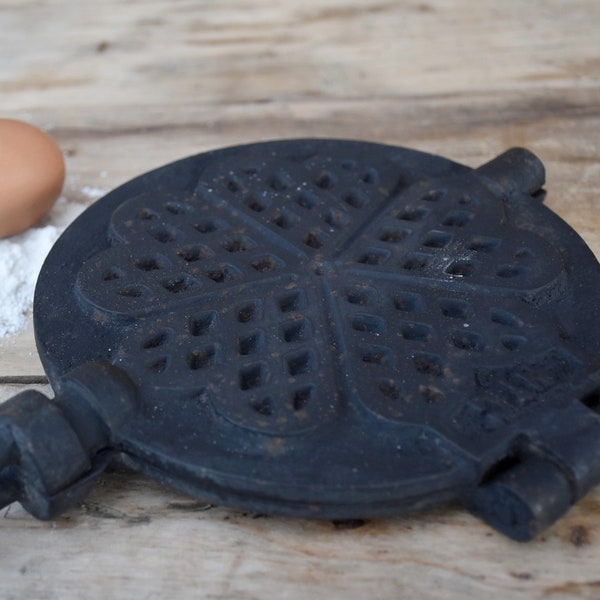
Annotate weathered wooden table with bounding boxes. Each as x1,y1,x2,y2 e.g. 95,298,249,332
1,2,599,598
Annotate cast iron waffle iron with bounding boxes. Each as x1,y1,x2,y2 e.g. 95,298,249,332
1,139,599,541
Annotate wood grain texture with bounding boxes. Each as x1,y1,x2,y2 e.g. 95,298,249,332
0,459,599,600
0,1,599,598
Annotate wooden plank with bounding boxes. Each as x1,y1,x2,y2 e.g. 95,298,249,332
1,0,599,108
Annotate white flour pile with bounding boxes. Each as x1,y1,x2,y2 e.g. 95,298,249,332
0,197,86,337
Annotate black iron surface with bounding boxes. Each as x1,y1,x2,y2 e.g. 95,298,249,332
1,139,599,541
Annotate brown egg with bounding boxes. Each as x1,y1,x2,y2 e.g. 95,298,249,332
0,119,66,238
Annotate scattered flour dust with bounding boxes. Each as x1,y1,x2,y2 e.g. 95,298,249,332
0,197,86,337
81,185,107,200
